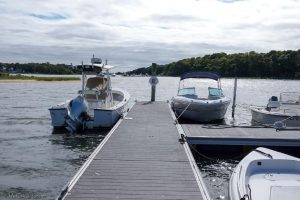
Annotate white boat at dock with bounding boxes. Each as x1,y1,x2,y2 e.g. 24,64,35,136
251,92,300,128
49,56,130,133
171,71,231,122
229,147,300,200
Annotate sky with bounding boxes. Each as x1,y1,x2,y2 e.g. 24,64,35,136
1,0,300,71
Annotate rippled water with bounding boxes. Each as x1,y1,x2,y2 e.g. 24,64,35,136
0,77,299,199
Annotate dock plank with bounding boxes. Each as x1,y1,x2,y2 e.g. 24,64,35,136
64,102,204,200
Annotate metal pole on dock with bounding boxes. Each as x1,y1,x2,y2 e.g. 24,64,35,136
81,61,84,96
232,77,238,118
149,63,159,102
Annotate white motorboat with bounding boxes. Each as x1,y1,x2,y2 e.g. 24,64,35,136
251,92,300,128
229,147,300,200
49,56,130,133
171,71,231,122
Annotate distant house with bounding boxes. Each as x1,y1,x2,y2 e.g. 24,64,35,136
15,68,23,73
8,67,14,72
0,66,5,72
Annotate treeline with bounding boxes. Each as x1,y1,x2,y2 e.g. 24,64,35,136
0,62,80,74
127,50,300,79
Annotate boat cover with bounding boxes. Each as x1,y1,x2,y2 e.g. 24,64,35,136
180,71,220,81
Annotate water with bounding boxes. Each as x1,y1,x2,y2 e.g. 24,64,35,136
0,77,299,199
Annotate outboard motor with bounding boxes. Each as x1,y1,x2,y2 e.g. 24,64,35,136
266,96,280,111
65,96,89,134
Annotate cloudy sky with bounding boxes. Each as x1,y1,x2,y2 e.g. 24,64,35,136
1,0,300,71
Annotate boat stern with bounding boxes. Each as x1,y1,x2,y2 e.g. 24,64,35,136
49,108,68,128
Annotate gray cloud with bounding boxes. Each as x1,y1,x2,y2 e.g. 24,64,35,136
148,14,203,23
217,0,243,3
29,13,66,20
0,40,250,72
1,0,300,71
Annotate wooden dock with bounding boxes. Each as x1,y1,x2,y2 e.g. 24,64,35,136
60,102,209,200
183,124,300,146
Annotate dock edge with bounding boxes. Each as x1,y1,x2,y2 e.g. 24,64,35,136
56,103,135,200
167,101,211,200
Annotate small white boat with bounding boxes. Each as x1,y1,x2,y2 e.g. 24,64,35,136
251,92,300,127
229,147,300,200
171,71,231,122
49,56,130,133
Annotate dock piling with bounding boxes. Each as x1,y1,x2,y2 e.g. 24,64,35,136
232,77,238,118
149,63,159,102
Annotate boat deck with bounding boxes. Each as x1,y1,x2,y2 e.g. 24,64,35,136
183,124,300,146
62,101,207,200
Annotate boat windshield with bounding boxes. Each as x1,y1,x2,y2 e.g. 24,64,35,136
178,87,196,96
208,87,223,97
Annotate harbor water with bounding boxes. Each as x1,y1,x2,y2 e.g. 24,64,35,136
0,77,299,199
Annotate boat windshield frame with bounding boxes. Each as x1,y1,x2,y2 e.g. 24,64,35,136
178,71,222,95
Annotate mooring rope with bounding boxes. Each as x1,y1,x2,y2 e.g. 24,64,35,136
175,100,193,121
189,144,249,161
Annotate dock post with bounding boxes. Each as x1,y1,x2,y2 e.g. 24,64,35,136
149,63,159,102
151,84,156,102
232,77,238,118
81,61,84,96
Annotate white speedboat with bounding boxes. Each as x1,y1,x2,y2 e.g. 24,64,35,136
49,56,130,133
171,71,231,122
251,92,300,127
229,147,300,200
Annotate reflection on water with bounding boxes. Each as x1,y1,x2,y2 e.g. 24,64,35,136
192,146,246,200
199,159,239,200
0,77,299,199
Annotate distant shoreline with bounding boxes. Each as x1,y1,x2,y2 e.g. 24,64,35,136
0,79,80,83
0,73,80,82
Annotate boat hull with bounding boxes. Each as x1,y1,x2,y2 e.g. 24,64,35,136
251,106,300,127
171,96,231,122
49,89,130,130
229,147,300,200
91,102,127,128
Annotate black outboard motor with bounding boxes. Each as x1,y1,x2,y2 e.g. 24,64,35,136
65,96,89,134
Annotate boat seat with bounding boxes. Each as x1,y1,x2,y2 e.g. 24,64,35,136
86,77,107,90
85,90,107,100
84,77,108,100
